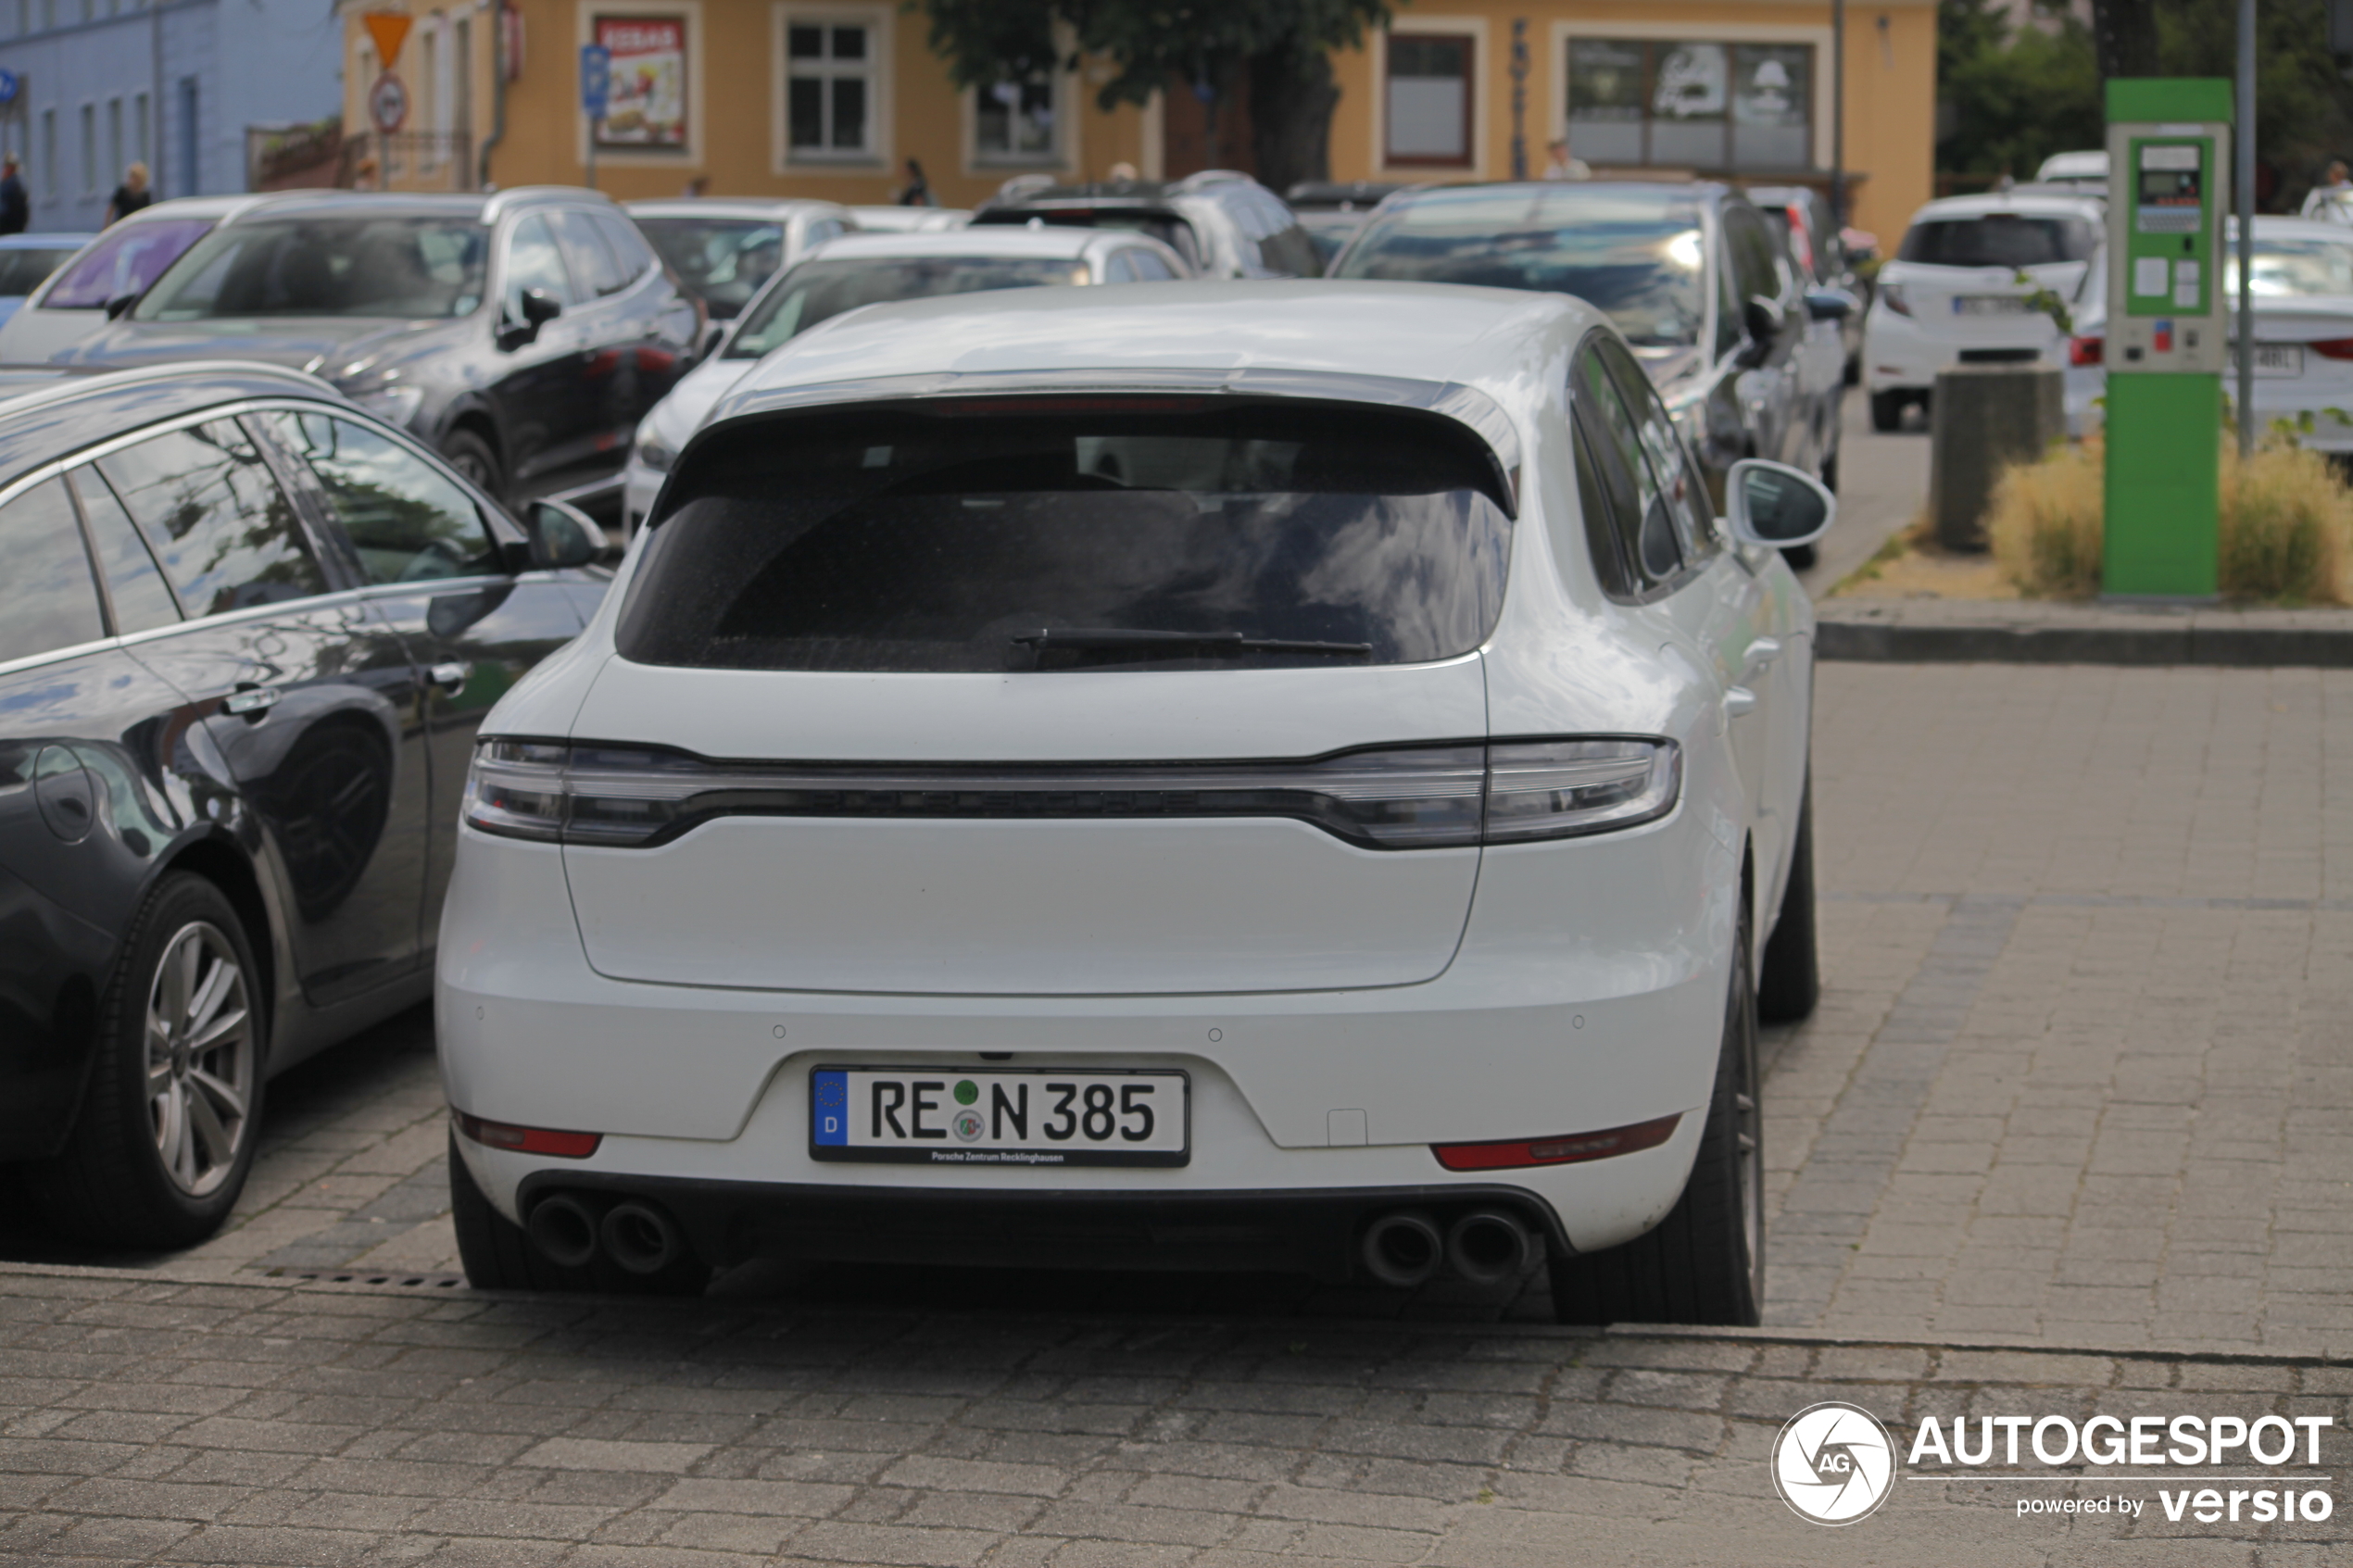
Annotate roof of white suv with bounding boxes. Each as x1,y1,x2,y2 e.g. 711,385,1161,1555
794,228,1158,263
712,280,1587,423
1906,192,2105,224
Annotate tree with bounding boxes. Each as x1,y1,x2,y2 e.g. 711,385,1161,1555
2092,0,2160,80
1938,1,2104,182
921,0,1391,194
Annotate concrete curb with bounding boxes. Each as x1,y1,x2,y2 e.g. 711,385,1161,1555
1818,604,2353,666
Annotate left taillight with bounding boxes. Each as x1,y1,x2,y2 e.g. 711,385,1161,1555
2068,334,2103,367
2310,337,2353,360
453,1110,601,1158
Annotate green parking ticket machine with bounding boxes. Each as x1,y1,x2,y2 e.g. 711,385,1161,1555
2102,79,2233,599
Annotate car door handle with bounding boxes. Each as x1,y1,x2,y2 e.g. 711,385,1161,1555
429,661,472,695
221,684,283,718
1743,637,1783,673
1724,685,1759,718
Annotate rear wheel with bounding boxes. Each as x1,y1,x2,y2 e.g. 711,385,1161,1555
440,428,504,504
447,1134,709,1295
1869,390,1906,433
30,874,264,1248
1757,779,1820,1023
1548,891,1763,1326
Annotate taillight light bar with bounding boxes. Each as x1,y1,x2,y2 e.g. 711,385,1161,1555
2068,335,2103,367
461,736,1681,853
2310,337,2353,360
453,1110,602,1159
1432,1113,1682,1172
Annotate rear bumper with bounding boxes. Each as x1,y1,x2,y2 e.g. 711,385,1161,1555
1863,307,2060,394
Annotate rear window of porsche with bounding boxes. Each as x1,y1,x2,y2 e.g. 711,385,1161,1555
617,401,1514,672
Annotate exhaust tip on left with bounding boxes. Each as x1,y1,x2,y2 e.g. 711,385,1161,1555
526,1194,599,1268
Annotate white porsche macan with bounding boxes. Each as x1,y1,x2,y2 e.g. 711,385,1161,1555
436,281,1832,1324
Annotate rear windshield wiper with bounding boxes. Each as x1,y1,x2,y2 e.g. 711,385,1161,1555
1011,628,1373,658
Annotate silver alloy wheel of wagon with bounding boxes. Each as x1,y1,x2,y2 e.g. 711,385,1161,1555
145,920,255,1197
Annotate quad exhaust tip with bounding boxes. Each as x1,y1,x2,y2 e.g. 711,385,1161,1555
1446,1210,1533,1286
601,1201,683,1274
526,1194,598,1268
1360,1210,1445,1288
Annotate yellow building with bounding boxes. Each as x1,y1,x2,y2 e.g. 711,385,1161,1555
334,0,1932,243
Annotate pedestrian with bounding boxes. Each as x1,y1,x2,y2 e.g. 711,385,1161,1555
0,155,26,235
681,174,708,197
1542,134,1591,182
898,157,932,207
104,161,152,225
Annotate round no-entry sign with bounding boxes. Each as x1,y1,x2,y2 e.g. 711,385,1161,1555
369,71,409,135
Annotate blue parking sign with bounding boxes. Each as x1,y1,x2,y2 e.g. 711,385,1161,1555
0,70,20,108
579,44,610,119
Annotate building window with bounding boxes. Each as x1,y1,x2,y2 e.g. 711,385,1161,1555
786,19,873,158
106,97,120,188
79,103,94,194
40,107,55,196
1567,39,1812,172
594,15,689,151
975,76,1057,164
176,77,196,196
134,92,148,167
1385,33,1473,167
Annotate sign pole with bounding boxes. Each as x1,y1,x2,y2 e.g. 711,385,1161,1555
2235,0,2256,459
579,44,610,194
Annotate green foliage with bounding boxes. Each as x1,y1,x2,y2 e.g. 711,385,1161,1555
2014,268,2073,336
2157,0,2353,205
1938,1,2103,180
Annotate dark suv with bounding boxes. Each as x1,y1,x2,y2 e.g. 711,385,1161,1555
970,170,1320,279
0,361,610,1248
59,189,700,514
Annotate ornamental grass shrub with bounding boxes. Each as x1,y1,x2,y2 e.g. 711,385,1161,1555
1985,434,2353,603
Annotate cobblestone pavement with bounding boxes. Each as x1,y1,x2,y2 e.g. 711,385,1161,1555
0,1270,2344,1567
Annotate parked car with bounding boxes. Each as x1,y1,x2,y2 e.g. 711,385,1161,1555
1287,181,1412,269
1862,191,2101,431
623,197,856,321
56,189,701,515
0,196,244,362
0,359,611,1247
846,206,972,233
2035,150,2109,195
0,234,96,330
437,281,1832,1318
621,225,1191,531
969,170,1321,278
2060,218,2353,450
1747,184,1863,382
1330,182,1848,564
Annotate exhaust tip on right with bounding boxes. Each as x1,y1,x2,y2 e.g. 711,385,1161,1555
600,1201,682,1274
526,1194,598,1268
1446,1210,1533,1285
1360,1210,1445,1288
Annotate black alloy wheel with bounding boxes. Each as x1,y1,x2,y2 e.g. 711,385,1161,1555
440,429,504,502
30,873,265,1248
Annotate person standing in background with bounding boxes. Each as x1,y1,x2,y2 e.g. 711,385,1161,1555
105,162,152,226
0,156,27,235
1542,135,1592,182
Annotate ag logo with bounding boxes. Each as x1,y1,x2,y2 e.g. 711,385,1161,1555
1771,1401,1896,1525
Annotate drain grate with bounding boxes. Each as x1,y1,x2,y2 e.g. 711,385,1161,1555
267,1269,470,1290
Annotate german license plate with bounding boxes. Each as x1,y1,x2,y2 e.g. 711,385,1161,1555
1952,295,2030,316
2253,344,2304,378
810,1068,1190,1167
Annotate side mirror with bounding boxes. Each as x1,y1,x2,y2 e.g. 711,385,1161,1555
1805,288,1856,322
497,288,563,349
1723,458,1835,550
524,498,604,571
104,293,138,320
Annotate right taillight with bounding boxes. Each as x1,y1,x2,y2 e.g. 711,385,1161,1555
2069,335,2104,367
2310,337,2353,360
1879,283,1911,317
462,737,1681,851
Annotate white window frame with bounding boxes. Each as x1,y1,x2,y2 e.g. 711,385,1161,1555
1551,19,1833,177
963,54,1077,173
773,2,890,173
1371,15,1489,181
573,0,706,169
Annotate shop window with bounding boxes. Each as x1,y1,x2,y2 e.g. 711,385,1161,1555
1385,34,1473,167
785,12,878,160
1567,38,1811,172
976,77,1058,164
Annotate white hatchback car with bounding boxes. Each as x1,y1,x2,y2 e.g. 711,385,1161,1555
437,282,1832,1324
1863,193,2102,430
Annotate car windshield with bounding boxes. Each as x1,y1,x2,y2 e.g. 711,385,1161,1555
2224,238,2353,296
0,247,78,296
1332,188,1707,347
1898,214,2098,268
134,218,489,320
975,208,1201,266
635,218,786,319
724,256,1088,359
41,219,213,308
619,402,1513,672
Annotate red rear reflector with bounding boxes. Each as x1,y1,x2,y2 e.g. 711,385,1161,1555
453,1110,601,1159
1432,1112,1681,1172
2310,337,2353,360
2068,335,2103,367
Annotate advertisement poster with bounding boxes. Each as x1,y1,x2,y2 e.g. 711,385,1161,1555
595,16,686,148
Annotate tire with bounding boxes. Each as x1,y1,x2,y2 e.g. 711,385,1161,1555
448,1133,710,1296
1780,544,1818,570
29,873,266,1248
1869,390,1905,433
1548,890,1763,1326
1843,352,1861,387
1757,778,1820,1023
440,428,503,503
1819,447,1839,495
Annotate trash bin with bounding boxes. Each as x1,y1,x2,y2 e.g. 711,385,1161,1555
1929,364,2067,551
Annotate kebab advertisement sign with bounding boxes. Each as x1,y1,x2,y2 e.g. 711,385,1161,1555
594,16,686,148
